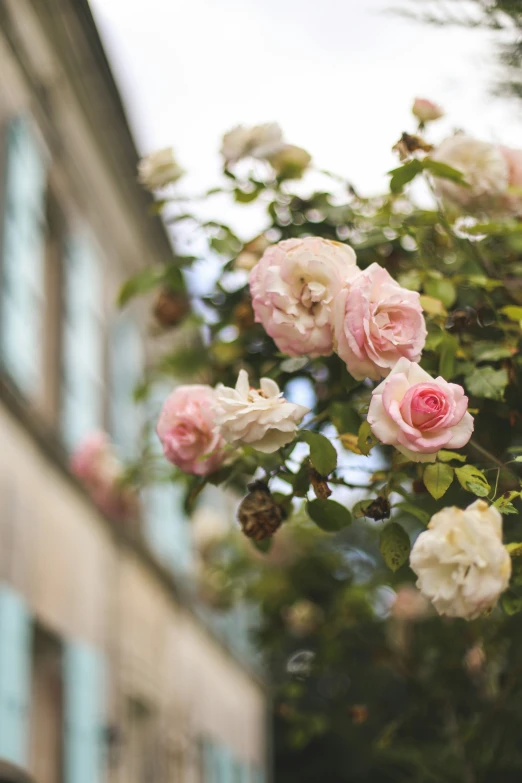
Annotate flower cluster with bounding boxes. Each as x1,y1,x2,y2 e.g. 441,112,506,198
157,371,309,475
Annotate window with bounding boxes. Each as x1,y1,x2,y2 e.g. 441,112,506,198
109,313,143,458
0,584,32,766
29,627,63,783
0,116,48,396
61,233,104,451
124,699,168,783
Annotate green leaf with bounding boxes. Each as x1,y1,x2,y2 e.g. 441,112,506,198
424,278,457,309
472,341,514,363
118,267,164,307
234,186,262,204
388,159,423,193
307,499,352,532
423,158,469,186
501,305,522,322
466,366,508,401
437,450,467,463
252,538,273,554
515,455,522,462
380,523,411,572
358,421,378,456
396,502,430,526
455,465,491,497
438,333,459,380
423,463,454,500
494,491,520,514
501,590,522,616
300,431,337,476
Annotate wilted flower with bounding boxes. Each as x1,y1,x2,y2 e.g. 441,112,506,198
410,500,511,619
250,237,359,357
214,370,309,453
137,147,184,190
334,263,426,381
412,97,444,123
367,358,474,462
220,123,284,165
157,385,226,475
237,482,285,540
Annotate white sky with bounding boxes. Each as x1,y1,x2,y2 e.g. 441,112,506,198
89,0,522,197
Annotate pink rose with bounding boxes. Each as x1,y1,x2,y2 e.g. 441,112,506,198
333,263,426,381
70,432,137,522
250,237,359,357
157,385,226,475
412,98,443,123
367,358,474,462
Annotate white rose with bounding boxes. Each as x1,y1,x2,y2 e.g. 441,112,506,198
214,370,309,453
431,135,509,210
220,123,284,165
410,500,511,620
137,147,184,190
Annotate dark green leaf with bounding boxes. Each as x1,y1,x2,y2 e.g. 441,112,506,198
439,334,459,380
307,499,352,532
388,159,423,194
466,366,508,401
501,590,522,616
380,523,411,572
252,538,273,554
423,158,469,186
300,431,337,476
118,267,164,307
472,342,514,363
396,503,430,526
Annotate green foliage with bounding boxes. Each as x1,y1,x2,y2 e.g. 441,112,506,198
455,465,491,497
379,522,411,571
300,431,338,476
423,462,454,499
306,499,352,531
466,366,509,401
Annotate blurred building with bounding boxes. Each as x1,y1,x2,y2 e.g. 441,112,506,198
0,1,268,782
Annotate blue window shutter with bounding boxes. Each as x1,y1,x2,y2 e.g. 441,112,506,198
64,641,105,783
0,116,47,394
202,738,216,783
109,315,143,458
61,235,103,451
144,384,192,574
0,585,32,765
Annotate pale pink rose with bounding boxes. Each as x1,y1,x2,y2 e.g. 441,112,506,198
367,358,474,462
70,432,137,522
157,385,226,476
431,135,509,211
250,237,359,357
412,98,443,123
334,263,426,381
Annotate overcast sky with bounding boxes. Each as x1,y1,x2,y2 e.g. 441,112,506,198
89,0,522,197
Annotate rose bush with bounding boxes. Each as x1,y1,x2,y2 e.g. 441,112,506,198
116,99,522,781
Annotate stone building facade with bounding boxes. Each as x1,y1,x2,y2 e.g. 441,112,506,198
0,1,268,781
